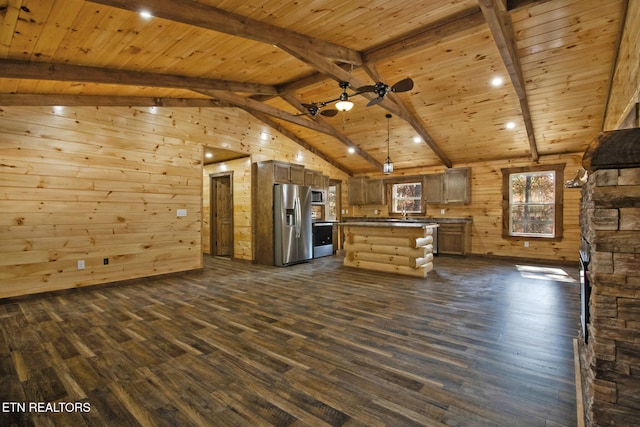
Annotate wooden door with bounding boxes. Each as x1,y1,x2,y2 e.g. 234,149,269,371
211,175,233,257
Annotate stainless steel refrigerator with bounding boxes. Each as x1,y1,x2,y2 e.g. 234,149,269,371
274,183,312,266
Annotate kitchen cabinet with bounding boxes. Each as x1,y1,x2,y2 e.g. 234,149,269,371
365,179,385,204
437,222,471,255
425,168,471,204
304,169,324,188
424,174,444,204
274,161,304,185
444,167,471,204
348,177,367,205
348,177,385,205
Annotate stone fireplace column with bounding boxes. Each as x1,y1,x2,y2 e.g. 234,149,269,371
579,129,640,426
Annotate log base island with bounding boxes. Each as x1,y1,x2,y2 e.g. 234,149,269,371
340,222,439,278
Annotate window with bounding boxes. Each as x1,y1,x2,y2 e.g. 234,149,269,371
502,165,564,239
391,182,422,213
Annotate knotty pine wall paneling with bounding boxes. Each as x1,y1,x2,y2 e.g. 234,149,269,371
0,106,205,298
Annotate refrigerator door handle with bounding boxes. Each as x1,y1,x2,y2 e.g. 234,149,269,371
294,196,301,238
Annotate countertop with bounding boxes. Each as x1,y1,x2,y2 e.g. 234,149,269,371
342,216,472,224
339,221,439,229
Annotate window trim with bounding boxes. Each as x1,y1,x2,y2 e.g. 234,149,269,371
501,164,564,240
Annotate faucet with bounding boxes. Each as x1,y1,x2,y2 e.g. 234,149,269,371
402,209,407,220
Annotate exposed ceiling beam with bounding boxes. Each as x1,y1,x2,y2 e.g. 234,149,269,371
362,64,453,168
280,93,382,171
86,0,362,65
280,43,453,168
0,94,229,107
478,0,539,162
0,59,277,95
267,9,485,102
245,110,353,176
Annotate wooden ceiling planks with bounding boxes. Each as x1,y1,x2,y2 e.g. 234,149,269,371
0,0,628,175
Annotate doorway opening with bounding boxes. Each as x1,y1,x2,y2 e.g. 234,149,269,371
210,173,233,258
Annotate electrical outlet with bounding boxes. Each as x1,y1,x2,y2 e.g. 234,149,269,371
524,241,529,248
103,258,109,265
440,209,445,215
77,260,85,270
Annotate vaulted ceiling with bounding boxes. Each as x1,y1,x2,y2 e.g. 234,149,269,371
0,0,627,175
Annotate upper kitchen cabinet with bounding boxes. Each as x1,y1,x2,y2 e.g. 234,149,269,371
348,177,385,205
424,174,444,204
444,167,471,204
348,177,366,205
273,161,305,185
304,169,326,189
425,168,471,204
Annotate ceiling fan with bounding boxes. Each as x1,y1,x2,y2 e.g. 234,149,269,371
297,77,414,117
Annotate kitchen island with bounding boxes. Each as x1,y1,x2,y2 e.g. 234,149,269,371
340,221,438,278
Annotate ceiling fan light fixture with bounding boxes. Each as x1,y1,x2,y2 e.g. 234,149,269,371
335,100,354,112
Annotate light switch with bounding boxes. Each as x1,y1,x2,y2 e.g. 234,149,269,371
77,260,85,270
177,209,187,217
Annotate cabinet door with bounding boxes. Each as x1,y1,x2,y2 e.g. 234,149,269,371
273,163,290,183
348,177,366,205
437,223,465,255
304,169,315,186
444,168,470,203
290,165,305,185
312,173,323,188
437,222,471,255
365,179,385,204
424,174,444,204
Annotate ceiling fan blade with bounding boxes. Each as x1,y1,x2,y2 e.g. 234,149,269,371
356,85,376,93
301,103,316,109
366,97,384,107
320,109,339,117
391,77,414,93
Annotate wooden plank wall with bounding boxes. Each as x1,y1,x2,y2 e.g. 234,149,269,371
604,0,640,130
1,105,350,297
0,106,204,298
350,154,584,262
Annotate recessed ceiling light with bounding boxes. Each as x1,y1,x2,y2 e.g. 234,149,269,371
205,152,213,159
348,147,355,154
413,136,422,143
491,77,503,87
140,10,152,19
506,121,516,130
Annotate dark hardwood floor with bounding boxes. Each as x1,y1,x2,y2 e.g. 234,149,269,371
0,255,580,426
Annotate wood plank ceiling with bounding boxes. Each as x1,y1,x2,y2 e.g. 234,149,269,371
0,0,627,175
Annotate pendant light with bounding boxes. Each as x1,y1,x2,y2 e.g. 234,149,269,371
383,113,394,174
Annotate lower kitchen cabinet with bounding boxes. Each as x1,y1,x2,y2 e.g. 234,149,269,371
437,222,471,255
